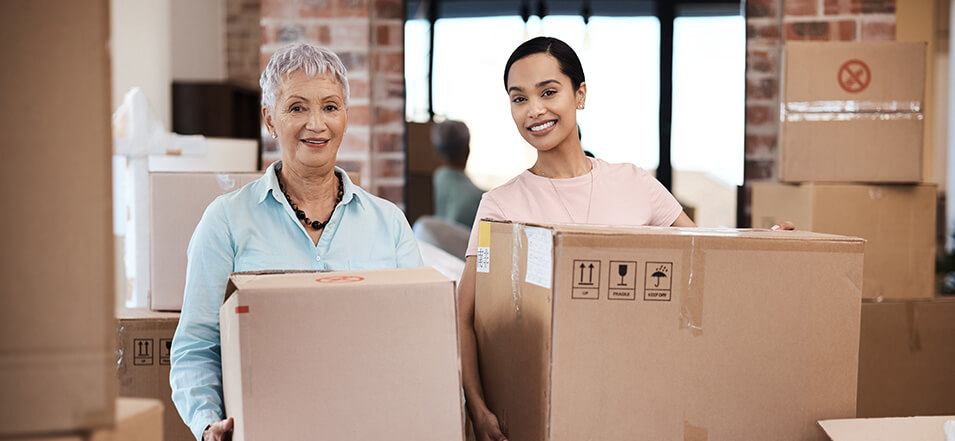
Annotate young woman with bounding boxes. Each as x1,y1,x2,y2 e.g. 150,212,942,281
458,36,790,441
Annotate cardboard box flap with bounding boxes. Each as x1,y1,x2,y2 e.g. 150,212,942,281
488,220,864,244
224,267,451,303
819,416,955,441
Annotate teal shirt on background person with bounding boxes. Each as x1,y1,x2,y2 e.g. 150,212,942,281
433,166,483,228
169,161,423,440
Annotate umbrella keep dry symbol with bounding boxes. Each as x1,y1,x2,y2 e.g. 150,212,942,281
645,262,673,291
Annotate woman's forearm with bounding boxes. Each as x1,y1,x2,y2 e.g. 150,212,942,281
458,257,491,418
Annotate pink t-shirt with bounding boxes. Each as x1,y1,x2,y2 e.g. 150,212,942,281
465,158,683,256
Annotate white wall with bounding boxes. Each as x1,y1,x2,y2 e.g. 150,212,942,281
170,0,226,82
110,0,172,129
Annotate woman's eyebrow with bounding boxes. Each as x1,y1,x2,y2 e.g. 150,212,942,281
536,79,560,88
285,95,308,102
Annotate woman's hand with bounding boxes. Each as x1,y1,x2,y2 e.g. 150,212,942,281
203,417,234,441
771,221,796,231
472,409,508,441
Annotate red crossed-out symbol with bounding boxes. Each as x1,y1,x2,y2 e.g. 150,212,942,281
838,59,871,93
316,275,365,283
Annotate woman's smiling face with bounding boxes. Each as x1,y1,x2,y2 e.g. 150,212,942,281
506,52,585,153
264,70,348,171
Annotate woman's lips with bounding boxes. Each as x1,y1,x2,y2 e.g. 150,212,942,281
300,138,329,148
527,120,557,137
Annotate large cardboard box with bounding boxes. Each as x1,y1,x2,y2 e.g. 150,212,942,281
4,398,164,441
149,172,262,311
857,298,955,418
475,221,864,441
780,42,926,183
751,182,936,300
116,309,193,441
0,0,115,436
819,416,955,441
220,268,464,441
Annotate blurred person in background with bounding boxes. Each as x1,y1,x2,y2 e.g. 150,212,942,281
431,120,484,228
169,42,422,441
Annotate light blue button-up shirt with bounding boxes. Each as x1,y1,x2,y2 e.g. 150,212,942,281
169,161,423,440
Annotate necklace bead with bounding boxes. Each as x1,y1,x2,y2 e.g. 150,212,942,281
278,170,344,230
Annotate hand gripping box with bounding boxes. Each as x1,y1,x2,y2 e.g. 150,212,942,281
220,268,464,441
474,221,865,441
780,42,926,183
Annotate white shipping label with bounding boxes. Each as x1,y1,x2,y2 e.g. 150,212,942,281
524,227,553,289
476,247,490,273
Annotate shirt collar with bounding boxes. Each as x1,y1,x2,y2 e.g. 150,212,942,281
257,160,361,206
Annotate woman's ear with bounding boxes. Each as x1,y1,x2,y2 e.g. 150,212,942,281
575,81,587,109
261,106,276,137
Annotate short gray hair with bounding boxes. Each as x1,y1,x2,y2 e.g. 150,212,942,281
259,42,350,111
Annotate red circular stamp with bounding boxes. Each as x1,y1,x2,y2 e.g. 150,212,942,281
838,59,871,93
316,275,365,283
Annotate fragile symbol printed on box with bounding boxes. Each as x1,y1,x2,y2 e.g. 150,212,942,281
572,259,601,300
160,339,172,365
644,262,673,301
608,261,637,301
133,338,154,366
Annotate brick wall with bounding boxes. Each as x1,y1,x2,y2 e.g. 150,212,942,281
260,0,406,207
742,0,896,225
227,0,263,89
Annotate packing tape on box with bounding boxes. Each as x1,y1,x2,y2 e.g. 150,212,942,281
684,421,708,441
680,237,705,336
216,173,238,192
783,100,922,113
782,111,924,122
905,301,922,352
511,223,523,315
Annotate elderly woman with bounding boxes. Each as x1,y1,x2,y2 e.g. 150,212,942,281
169,42,423,441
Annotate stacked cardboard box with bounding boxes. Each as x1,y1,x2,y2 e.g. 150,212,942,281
5,398,164,441
475,221,865,440
148,171,262,311
754,42,954,418
116,309,193,441
0,0,116,438
220,267,465,441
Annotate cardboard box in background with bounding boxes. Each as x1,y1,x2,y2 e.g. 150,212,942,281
779,42,926,183
0,0,116,436
857,298,955,418
149,172,262,311
118,138,260,309
751,183,936,300
4,398,163,441
220,268,464,441
819,415,955,441
117,309,193,441
475,221,864,441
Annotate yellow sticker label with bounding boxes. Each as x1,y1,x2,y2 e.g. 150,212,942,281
478,221,491,248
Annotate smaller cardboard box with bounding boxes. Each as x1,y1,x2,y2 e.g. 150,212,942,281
475,221,864,441
148,172,261,311
5,398,163,441
752,182,936,300
857,298,955,418
220,268,464,441
819,415,955,441
780,42,926,183
116,309,193,441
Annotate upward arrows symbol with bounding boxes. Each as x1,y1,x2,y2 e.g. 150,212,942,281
587,264,594,283
579,263,586,283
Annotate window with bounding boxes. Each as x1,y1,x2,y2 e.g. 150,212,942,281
426,15,660,189
671,15,744,227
